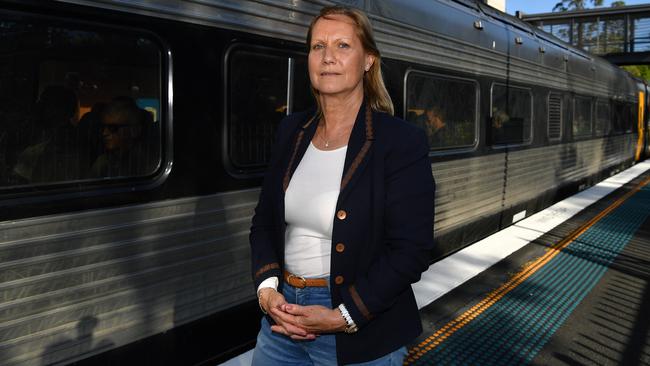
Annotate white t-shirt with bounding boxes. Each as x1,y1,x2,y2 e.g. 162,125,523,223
284,142,347,277
257,141,347,292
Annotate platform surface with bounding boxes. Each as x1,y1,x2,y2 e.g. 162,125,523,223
408,168,650,366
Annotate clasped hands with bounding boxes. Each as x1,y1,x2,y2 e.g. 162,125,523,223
258,288,347,340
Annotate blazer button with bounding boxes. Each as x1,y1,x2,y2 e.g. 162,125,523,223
335,243,345,253
336,210,347,220
335,276,344,285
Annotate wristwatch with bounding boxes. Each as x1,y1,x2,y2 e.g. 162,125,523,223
338,304,359,334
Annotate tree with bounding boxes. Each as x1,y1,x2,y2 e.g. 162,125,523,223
553,0,604,12
604,1,626,53
622,65,650,82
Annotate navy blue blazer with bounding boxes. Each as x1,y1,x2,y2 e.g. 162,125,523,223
250,102,435,364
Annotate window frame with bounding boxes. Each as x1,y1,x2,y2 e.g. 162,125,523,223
594,99,611,137
628,101,638,134
611,99,636,134
402,68,480,155
572,95,594,139
489,82,534,148
0,10,172,197
223,42,309,178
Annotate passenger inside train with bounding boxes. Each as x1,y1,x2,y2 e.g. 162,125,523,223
11,85,85,184
90,97,158,178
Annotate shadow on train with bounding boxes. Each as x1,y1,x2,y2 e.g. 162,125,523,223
40,317,113,366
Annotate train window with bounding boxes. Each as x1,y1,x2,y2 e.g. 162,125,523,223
227,47,313,171
229,49,288,170
293,57,315,113
632,103,639,132
595,101,611,136
0,17,162,189
405,72,477,150
548,93,562,141
573,96,593,138
490,84,532,145
612,102,623,133
612,102,632,133
629,103,638,133
611,101,634,133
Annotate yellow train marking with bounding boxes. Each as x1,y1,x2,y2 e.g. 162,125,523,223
636,91,645,162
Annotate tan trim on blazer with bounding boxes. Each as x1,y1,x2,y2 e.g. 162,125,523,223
255,262,280,279
349,284,374,321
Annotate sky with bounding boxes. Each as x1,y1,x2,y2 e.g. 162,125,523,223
506,0,650,15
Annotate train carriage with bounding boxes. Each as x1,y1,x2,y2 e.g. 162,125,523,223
0,0,646,365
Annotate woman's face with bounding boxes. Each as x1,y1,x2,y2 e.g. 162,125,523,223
308,15,374,99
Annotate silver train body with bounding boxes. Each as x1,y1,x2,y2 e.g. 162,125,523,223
0,0,646,365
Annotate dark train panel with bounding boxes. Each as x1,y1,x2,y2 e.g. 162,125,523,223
0,0,646,365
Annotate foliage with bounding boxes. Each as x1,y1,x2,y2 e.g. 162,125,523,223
621,65,650,81
553,0,604,12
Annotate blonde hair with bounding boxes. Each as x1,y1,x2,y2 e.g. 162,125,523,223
306,5,394,115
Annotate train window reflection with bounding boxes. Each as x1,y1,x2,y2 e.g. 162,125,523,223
227,47,312,171
0,19,162,188
612,102,635,133
405,72,477,150
229,50,287,170
573,96,593,138
292,57,315,113
490,84,532,145
595,101,611,136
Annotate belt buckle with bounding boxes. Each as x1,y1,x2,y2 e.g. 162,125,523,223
288,274,307,288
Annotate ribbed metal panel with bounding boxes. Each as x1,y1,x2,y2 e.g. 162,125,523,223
0,189,260,366
431,153,505,236
374,18,510,82
504,135,636,208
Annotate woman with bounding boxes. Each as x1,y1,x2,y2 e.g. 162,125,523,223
250,5,435,365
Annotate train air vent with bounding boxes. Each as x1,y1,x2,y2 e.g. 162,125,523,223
548,93,562,141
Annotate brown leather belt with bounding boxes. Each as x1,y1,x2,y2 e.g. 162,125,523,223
283,271,328,288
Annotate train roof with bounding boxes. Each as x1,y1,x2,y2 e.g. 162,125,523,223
361,0,639,99
53,0,640,99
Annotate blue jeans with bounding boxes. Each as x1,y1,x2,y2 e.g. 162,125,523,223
252,279,407,366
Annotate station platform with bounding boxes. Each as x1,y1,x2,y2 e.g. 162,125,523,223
408,161,650,366
220,160,650,366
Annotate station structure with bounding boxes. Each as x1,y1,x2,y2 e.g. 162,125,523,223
521,4,650,65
